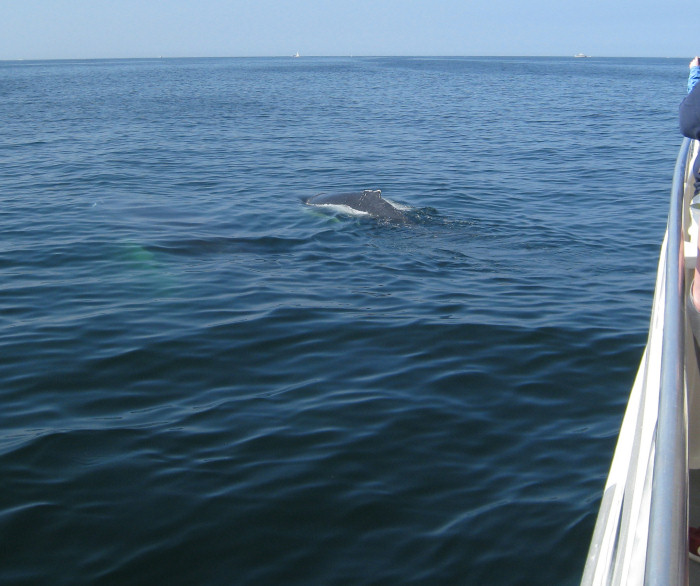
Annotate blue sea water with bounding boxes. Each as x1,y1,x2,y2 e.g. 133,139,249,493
0,56,687,584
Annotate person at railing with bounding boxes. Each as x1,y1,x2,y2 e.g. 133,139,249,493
680,57,700,332
680,56,700,202
680,57,700,128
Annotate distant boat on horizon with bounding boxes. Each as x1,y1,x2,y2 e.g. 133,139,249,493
574,53,591,58
293,51,300,58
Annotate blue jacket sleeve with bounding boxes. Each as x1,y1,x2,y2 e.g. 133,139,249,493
689,66,700,93
681,70,700,139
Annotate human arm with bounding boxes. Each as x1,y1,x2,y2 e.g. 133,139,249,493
689,57,700,93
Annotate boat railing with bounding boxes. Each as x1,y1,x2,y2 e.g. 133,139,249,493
581,137,692,585
644,136,690,585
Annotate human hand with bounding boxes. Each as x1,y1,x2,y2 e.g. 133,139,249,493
691,57,700,68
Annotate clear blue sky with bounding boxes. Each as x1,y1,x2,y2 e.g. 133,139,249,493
1,0,695,60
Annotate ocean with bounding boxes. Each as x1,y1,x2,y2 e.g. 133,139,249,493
0,56,687,585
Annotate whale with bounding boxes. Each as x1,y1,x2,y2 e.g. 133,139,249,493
304,190,407,222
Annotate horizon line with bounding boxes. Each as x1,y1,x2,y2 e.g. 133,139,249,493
0,54,689,62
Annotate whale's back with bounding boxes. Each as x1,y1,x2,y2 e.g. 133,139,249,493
305,190,406,221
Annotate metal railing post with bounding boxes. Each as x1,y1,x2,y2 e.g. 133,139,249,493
644,137,690,586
